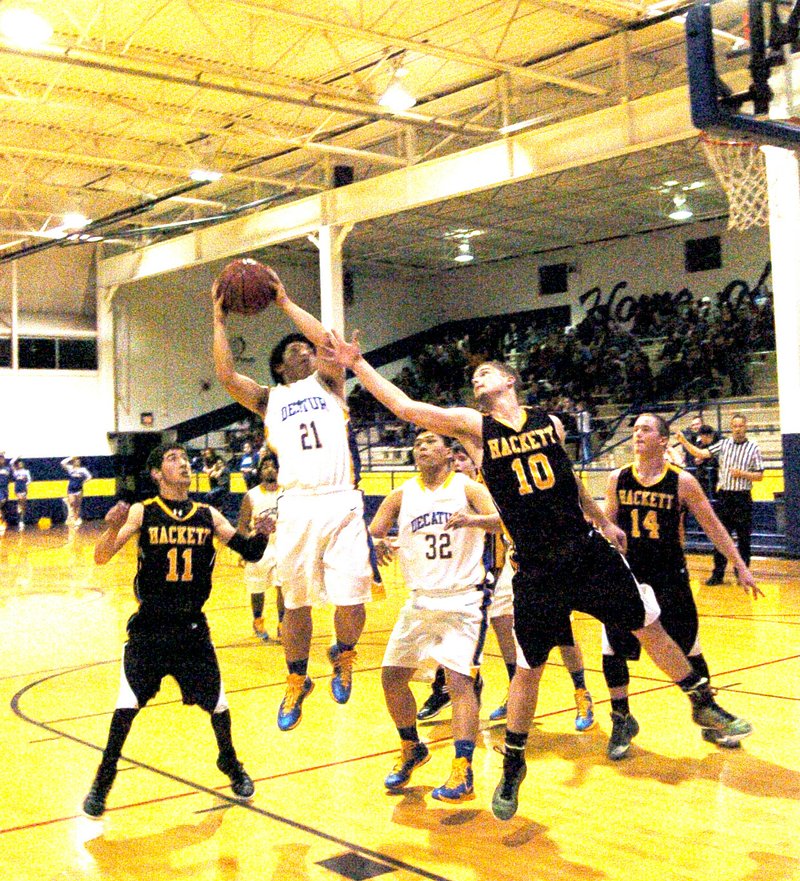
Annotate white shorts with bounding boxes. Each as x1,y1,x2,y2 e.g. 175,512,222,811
276,489,373,610
244,548,279,595
489,557,514,619
382,589,488,680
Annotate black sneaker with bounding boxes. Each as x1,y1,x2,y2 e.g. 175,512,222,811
607,712,639,761
416,690,451,721
705,575,724,586
82,765,117,818
217,755,255,800
491,756,527,821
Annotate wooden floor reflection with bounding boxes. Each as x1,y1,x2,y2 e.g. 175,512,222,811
1,523,798,881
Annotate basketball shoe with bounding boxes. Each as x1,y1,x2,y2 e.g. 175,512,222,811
607,711,639,760
489,691,508,722
252,617,269,642
277,674,314,731
217,754,255,799
432,758,475,803
327,645,356,704
491,753,527,821
691,699,752,742
574,688,596,731
82,763,117,818
384,740,430,791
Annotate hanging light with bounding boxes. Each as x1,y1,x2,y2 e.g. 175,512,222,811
668,194,694,221
189,169,223,182
0,8,53,48
454,240,474,263
378,57,416,113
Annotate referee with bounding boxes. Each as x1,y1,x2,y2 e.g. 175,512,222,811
677,414,764,585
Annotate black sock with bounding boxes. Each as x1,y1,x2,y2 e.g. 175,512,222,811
570,669,586,690
288,658,309,676
398,725,419,743
504,730,527,770
336,640,355,654
100,707,139,770
505,662,517,682
611,697,630,716
432,666,448,696
251,592,265,618
210,709,236,761
689,653,711,683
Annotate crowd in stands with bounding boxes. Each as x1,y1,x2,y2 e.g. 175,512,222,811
347,287,776,443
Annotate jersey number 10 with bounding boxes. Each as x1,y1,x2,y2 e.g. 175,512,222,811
510,453,556,495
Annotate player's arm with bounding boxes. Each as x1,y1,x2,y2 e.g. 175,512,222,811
94,501,142,564
323,329,484,458
447,479,503,532
368,488,403,565
210,506,274,561
212,285,270,418
604,469,622,525
678,471,763,598
60,456,73,474
674,430,711,460
272,283,346,394
576,476,626,553
548,413,626,552
235,492,253,535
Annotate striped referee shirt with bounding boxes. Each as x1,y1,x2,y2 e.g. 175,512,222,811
708,437,764,492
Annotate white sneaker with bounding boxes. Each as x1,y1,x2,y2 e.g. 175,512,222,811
17,522,24,531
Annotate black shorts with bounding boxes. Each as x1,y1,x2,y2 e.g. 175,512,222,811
121,618,223,713
512,530,650,668
606,565,697,660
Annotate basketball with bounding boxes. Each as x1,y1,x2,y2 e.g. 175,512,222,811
214,258,281,315
37,517,52,530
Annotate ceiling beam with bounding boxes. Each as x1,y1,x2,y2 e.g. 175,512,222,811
98,83,698,289
0,44,496,139
226,1,607,96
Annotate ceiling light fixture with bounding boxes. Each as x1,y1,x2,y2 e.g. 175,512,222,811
453,240,474,263
668,194,694,221
0,7,53,48
378,56,416,113
189,168,223,182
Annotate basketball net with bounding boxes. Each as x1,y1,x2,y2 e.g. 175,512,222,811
701,48,800,232
701,134,769,230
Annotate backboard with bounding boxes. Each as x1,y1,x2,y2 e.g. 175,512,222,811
686,0,800,146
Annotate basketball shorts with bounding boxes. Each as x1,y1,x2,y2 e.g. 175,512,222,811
244,545,279,595
116,618,227,714
382,586,491,680
489,556,514,619
602,564,699,660
276,489,373,609
512,530,660,669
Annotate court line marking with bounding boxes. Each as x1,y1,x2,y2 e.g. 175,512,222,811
8,672,462,881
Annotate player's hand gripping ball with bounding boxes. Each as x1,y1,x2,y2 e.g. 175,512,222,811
214,258,281,315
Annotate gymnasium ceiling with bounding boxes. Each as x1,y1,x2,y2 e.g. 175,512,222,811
0,0,754,273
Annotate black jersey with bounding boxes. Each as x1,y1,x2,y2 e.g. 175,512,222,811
480,408,588,567
615,463,685,580
129,497,217,633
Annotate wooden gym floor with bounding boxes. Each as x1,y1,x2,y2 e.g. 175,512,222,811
1,523,798,881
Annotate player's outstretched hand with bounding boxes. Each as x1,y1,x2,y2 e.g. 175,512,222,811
105,501,130,529
734,562,763,599
320,328,363,370
253,511,276,537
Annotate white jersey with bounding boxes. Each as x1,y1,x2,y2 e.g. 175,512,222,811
264,373,355,493
244,484,279,549
396,472,487,597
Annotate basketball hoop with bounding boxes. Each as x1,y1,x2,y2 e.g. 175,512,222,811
700,133,770,231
